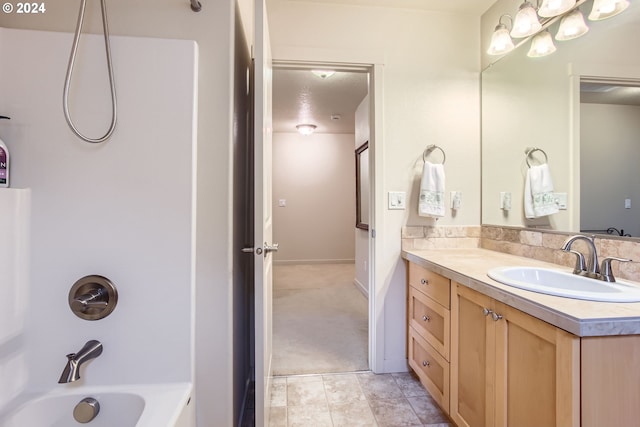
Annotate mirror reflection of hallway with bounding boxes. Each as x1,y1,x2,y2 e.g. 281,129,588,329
271,67,370,375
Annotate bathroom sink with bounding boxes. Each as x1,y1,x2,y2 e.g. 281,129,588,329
487,266,640,302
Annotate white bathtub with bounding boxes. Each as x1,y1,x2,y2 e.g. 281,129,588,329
0,382,193,427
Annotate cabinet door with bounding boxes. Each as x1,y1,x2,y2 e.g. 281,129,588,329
493,302,580,427
451,283,495,427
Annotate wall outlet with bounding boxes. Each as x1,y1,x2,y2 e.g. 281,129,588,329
388,191,406,210
278,199,286,207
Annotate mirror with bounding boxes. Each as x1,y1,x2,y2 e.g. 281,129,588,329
481,0,640,238
356,141,369,230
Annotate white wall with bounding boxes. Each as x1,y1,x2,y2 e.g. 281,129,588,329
355,95,370,295
0,189,29,410
581,103,640,237
0,1,239,425
272,132,356,263
267,0,481,371
0,26,196,390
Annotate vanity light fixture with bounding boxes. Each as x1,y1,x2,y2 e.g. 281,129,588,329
527,30,557,57
296,124,317,135
311,69,335,79
511,1,543,38
556,8,589,40
588,0,629,20
487,14,515,55
538,0,576,17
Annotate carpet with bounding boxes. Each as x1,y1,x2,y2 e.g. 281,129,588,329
272,263,369,376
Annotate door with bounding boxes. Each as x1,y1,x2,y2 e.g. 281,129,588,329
254,0,274,425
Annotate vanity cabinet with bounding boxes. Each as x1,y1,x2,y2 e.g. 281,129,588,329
450,284,580,427
407,263,451,413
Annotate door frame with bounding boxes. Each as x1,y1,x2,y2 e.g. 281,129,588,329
271,57,385,373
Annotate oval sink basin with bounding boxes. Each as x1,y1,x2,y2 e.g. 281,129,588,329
487,266,640,302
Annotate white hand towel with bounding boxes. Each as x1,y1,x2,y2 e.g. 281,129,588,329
419,161,445,218
524,164,559,219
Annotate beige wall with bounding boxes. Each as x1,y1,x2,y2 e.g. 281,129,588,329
272,132,356,263
0,1,238,425
267,0,481,371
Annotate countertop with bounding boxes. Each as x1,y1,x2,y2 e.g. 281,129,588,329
402,248,640,337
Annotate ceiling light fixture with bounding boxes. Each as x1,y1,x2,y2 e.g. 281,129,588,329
311,70,335,79
296,124,317,135
588,0,629,20
487,14,515,56
556,8,589,40
511,1,542,38
527,30,557,57
538,0,576,17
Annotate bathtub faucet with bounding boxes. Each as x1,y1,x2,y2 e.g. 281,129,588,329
58,340,103,383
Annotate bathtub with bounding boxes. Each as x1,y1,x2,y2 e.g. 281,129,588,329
0,382,193,427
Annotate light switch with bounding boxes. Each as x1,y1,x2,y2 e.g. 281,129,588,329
388,191,406,210
450,191,462,210
554,193,568,210
625,199,632,209
500,192,512,210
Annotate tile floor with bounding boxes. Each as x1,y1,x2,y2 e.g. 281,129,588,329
268,371,453,427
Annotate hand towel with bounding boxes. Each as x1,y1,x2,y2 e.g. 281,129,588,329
419,161,445,218
524,163,559,219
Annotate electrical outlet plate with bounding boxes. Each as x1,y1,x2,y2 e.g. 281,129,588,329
388,191,406,210
500,192,512,210
450,191,462,209
554,193,568,210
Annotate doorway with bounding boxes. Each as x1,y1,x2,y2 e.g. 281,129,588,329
270,65,372,376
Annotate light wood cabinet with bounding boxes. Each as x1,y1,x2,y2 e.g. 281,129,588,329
450,284,580,427
407,262,451,413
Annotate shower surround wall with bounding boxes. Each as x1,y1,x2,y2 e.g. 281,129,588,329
0,27,197,392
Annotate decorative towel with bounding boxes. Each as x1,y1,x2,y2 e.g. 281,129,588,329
524,164,559,219
419,161,445,218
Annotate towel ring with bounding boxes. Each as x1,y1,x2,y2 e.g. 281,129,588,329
525,147,548,168
423,144,446,164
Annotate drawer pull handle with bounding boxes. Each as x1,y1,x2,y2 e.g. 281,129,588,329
422,315,430,322
420,278,429,285
491,312,503,321
483,307,492,317
422,360,430,367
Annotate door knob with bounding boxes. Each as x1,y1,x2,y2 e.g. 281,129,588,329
264,242,279,254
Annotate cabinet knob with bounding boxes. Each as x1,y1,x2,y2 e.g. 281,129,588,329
422,315,430,322
422,360,430,367
491,312,503,321
420,278,429,285
483,307,492,316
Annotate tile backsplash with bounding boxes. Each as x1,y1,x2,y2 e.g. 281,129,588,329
402,225,640,282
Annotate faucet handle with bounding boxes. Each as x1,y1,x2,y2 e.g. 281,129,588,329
600,257,632,283
568,250,587,274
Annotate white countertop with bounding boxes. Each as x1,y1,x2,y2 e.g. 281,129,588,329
402,248,640,337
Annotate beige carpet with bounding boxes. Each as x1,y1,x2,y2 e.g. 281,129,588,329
272,263,369,376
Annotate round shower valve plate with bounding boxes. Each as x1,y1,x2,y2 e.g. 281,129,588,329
68,275,118,320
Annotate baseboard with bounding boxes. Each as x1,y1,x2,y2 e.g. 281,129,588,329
273,259,355,266
353,278,368,298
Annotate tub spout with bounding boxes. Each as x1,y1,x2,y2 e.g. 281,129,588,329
58,340,103,384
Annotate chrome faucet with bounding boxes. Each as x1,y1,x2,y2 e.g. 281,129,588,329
58,340,103,383
561,235,631,282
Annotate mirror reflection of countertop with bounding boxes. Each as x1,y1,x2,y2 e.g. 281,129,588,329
402,248,640,337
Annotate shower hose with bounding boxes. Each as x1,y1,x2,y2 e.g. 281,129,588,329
63,0,117,144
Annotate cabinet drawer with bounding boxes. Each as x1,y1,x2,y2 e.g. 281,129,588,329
408,263,450,309
409,287,450,361
409,328,450,414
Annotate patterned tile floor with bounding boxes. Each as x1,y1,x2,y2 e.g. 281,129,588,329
268,371,453,427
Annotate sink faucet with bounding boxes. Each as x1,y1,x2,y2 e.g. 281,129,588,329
561,235,600,278
561,235,632,282
58,340,103,383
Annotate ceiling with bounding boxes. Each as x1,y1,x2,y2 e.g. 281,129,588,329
285,0,497,15
581,83,640,106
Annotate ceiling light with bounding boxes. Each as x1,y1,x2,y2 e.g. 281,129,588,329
556,9,589,40
511,1,542,38
527,30,557,57
588,0,629,20
296,124,317,135
538,0,576,17
487,15,515,56
311,70,335,79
